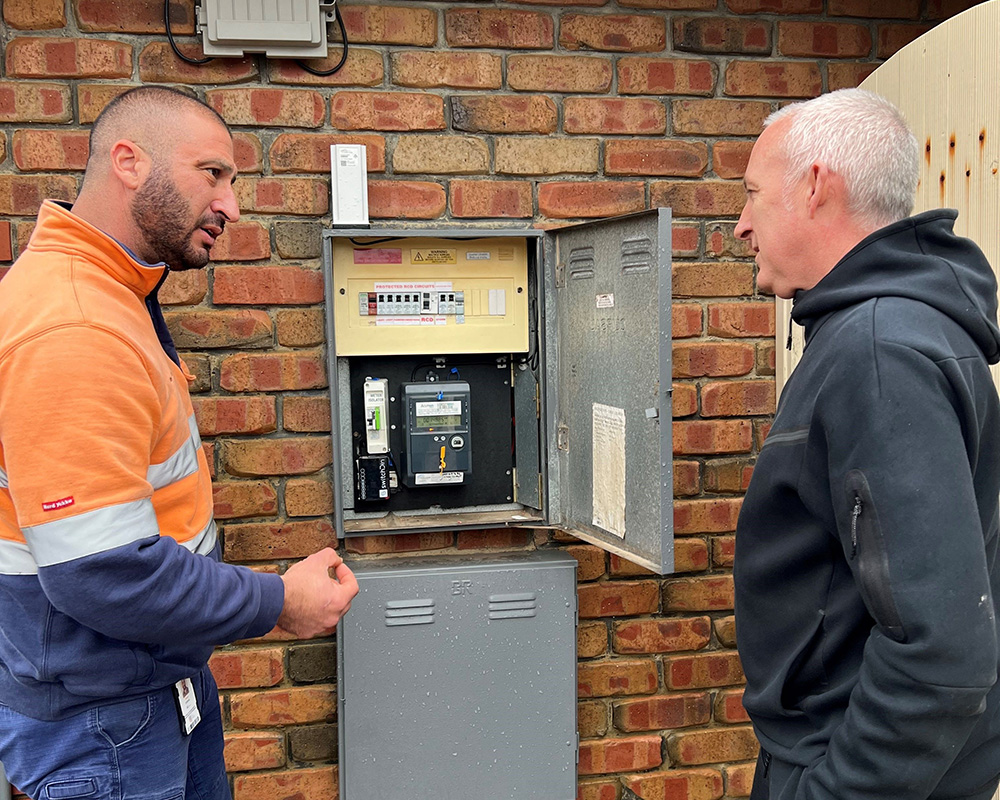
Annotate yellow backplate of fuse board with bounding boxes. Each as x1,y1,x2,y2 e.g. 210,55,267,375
332,236,530,356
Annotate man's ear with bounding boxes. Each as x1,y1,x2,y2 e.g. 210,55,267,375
109,139,150,190
805,161,832,218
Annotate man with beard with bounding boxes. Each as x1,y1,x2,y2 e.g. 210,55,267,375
0,86,358,799
734,88,1000,799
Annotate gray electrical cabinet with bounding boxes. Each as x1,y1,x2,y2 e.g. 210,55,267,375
338,551,578,800
323,209,674,573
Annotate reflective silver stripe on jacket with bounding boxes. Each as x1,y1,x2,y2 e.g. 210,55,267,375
0,537,37,575
181,517,218,556
24,498,159,568
0,466,8,490
146,416,201,490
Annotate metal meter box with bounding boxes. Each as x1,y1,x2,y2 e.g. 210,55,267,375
338,551,578,800
322,209,675,573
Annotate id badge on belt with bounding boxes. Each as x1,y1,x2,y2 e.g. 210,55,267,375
173,677,202,735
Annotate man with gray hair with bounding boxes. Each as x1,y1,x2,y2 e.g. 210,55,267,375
734,88,1000,799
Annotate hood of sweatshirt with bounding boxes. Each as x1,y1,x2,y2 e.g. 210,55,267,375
791,208,1000,364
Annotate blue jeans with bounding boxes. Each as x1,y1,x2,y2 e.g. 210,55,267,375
0,665,229,800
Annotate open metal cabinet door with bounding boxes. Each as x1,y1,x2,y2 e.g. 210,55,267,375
545,208,673,574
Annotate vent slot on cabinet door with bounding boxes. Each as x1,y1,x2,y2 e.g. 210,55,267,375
621,237,653,274
488,592,537,620
384,598,435,627
568,247,595,281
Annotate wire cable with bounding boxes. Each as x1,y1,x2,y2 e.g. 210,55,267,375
296,4,349,76
165,0,213,65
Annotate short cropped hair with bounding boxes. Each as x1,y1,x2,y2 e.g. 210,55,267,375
765,88,919,229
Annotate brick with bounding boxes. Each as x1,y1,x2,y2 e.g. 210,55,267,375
652,182,745,217
713,536,736,568
674,263,754,298
673,420,753,455
703,461,754,494
276,310,325,348
666,652,745,690
6,37,131,79
452,95,557,134
673,384,698,418
271,133,385,174
877,23,932,59
210,647,284,689
274,222,322,259
283,397,331,434
673,225,702,256
706,221,754,258
577,778,620,800
234,178,328,215
538,182,645,219
285,478,334,517
456,529,532,549
212,481,278,519
12,130,88,172
224,519,337,561
451,180,533,219
726,763,757,797
207,88,324,128
4,0,65,28
778,22,872,58
445,9,553,49
621,0,716,6
288,725,337,763
829,0,919,16
368,180,446,219
165,310,273,350
566,545,607,581
579,659,658,698
613,616,711,654
606,140,708,177
0,223,12,263
75,0,194,32
618,57,716,96
725,60,822,98
233,767,336,800
495,138,598,176
578,735,663,775
727,0,821,10
0,82,71,123
214,266,323,306
14,223,35,257
674,538,710,573
755,420,772,450
713,141,754,180
664,576,735,611
393,135,490,175
673,499,743,534
927,0,985,19
344,532,453,554
230,687,335,728
613,693,711,731
221,438,331,478
232,131,265,169
288,642,336,683
560,14,667,52
209,221,271,262
715,616,737,647
159,272,207,308
194,397,277,436
701,380,776,417
76,83,134,123
220,352,326,392
669,726,758,766
673,99,771,136
223,732,285,773
715,688,750,724
139,42,257,84
507,55,612,93
579,700,610,738
673,460,700,496
757,341,776,376
578,581,659,619
268,48,383,87
183,355,212,394
827,62,878,91
331,91,445,131
340,4,437,45
565,98,666,135
392,52,501,89
673,304,703,338
674,17,771,54
579,621,609,658
624,769,725,800
0,175,77,215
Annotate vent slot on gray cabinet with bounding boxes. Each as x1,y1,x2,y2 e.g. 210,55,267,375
384,598,435,627
488,591,537,620
621,237,653,274
568,246,595,280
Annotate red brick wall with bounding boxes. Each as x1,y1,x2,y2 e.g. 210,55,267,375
0,1,983,798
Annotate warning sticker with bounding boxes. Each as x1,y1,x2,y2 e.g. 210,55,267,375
354,248,402,265
415,472,464,485
592,403,626,540
596,293,615,309
466,251,491,261
411,249,457,265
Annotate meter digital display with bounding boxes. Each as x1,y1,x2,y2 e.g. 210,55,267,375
414,401,463,430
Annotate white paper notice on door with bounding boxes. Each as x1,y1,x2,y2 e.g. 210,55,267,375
592,403,626,539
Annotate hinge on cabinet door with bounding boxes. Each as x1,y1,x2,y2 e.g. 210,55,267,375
557,424,569,452
535,382,541,419
555,261,566,289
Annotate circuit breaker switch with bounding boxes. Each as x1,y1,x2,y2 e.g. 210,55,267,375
363,379,389,454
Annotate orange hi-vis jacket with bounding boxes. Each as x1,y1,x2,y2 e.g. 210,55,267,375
0,201,284,720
